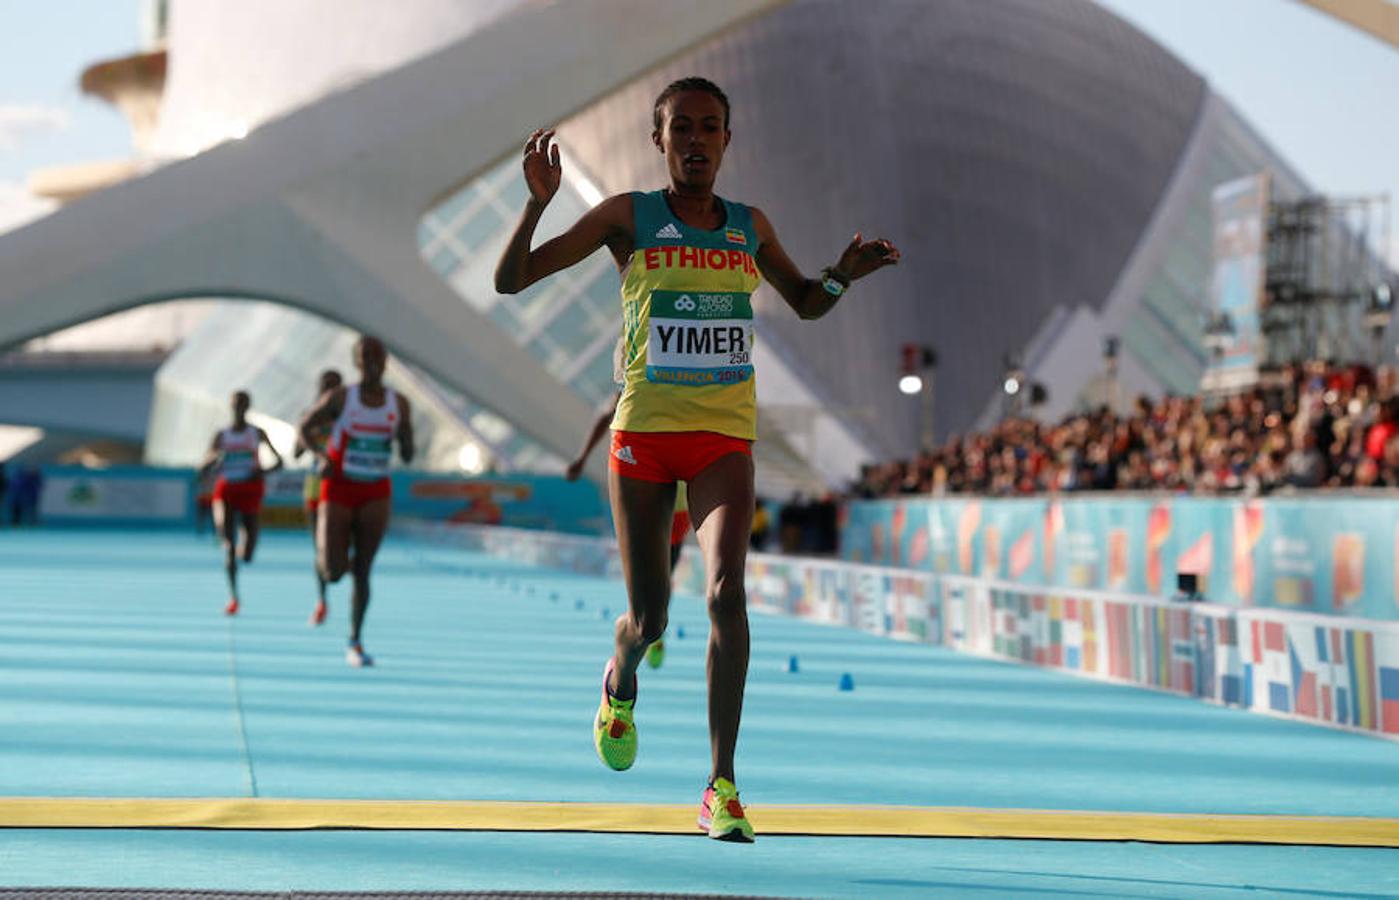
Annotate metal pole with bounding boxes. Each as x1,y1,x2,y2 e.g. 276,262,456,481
920,367,936,452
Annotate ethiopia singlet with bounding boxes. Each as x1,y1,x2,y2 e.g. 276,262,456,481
612,190,762,440
327,385,399,483
218,426,262,483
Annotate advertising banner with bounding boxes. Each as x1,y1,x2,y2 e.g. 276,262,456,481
1204,173,1269,393
38,465,610,536
843,495,1399,621
39,466,191,525
427,521,1399,739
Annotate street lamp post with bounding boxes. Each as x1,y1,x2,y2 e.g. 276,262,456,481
920,348,938,451
899,344,939,451
1103,335,1119,414
1001,353,1024,420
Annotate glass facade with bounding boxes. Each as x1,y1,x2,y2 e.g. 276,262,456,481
143,300,551,475
140,155,626,474
1119,100,1310,396
418,155,624,410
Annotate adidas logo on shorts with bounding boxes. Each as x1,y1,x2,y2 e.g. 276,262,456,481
613,445,637,466
655,223,683,240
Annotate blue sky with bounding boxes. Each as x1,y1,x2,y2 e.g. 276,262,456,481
0,0,139,227
0,0,1395,257
1096,0,1398,261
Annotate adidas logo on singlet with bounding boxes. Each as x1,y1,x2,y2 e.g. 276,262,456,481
655,223,683,240
613,445,637,465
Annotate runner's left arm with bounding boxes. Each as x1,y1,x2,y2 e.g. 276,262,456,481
258,428,285,474
751,207,899,321
396,394,415,465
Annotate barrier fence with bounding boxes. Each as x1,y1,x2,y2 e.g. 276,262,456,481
31,465,607,534
405,520,1399,740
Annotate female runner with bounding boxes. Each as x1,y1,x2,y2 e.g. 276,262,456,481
496,77,898,841
199,391,283,616
299,337,414,667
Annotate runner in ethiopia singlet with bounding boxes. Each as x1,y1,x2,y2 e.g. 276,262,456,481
612,190,762,441
496,79,898,843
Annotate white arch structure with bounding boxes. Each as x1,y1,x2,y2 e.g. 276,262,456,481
0,0,782,464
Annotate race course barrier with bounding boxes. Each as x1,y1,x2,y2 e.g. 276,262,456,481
406,521,1399,740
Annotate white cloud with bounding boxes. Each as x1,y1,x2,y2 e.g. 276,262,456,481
0,180,56,234
0,104,70,149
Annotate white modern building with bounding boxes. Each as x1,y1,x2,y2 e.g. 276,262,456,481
0,0,1388,491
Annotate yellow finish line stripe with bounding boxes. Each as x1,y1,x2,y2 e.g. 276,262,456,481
1,799,1396,847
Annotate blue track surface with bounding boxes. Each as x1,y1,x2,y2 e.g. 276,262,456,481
1,528,1396,897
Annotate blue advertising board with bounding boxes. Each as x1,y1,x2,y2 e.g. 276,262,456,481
843,495,1399,621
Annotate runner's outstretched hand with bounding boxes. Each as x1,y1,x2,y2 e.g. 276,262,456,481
523,128,562,206
835,233,900,281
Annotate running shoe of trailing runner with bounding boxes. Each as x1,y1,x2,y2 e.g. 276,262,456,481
701,777,755,843
346,641,374,667
594,657,637,771
645,638,665,669
309,599,327,627
224,597,240,616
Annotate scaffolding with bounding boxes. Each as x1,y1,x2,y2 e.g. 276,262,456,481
1262,193,1393,366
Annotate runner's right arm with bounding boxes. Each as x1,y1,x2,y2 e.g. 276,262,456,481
566,393,621,481
494,129,632,293
197,433,223,479
298,386,347,475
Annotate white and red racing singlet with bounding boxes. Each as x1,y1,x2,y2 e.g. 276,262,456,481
218,426,262,483
328,385,399,483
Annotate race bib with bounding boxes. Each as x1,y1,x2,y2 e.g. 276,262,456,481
343,434,392,481
646,290,754,387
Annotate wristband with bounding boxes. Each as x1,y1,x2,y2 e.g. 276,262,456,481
820,267,850,298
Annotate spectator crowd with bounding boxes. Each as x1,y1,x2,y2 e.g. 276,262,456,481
853,361,1399,499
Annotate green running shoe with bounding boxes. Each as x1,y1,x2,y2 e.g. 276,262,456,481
593,658,637,771
645,638,665,669
703,777,755,843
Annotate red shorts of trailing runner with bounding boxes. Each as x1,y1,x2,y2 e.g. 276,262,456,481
609,430,751,485
320,476,391,509
670,510,692,546
212,478,265,515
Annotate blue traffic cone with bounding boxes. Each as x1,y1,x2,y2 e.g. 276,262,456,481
788,655,800,674
838,672,855,691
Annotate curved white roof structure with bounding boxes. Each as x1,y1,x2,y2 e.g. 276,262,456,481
0,0,783,477
5,0,1373,491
